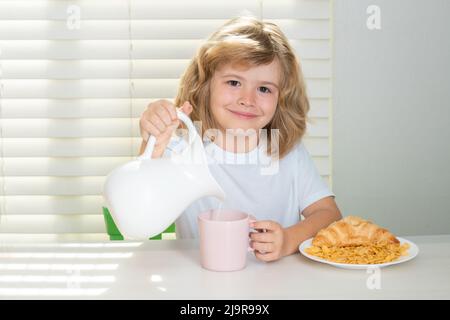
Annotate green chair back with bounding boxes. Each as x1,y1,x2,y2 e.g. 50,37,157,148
102,207,175,240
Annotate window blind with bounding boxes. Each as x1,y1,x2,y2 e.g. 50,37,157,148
0,0,332,240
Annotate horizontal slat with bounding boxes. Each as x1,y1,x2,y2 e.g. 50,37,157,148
0,215,106,234
1,119,135,138
305,118,330,137
0,176,336,196
301,60,331,79
0,119,134,138
0,155,330,178
0,20,329,40
0,59,330,79
0,195,105,215
306,79,330,98
309,98,329,118
1,79,179,98
0,79,330,98
0,60,186,79
0,20,221,40
0,175,330,196
1,136,329,157
0,39,331,60
0,155,330,176
0,98,329,118
0,177,106,195
293,39,331,59
266,19,329,40
0,40,201,59
0,0,259,20
1,138,138,157
1,99,146,118
302,137,329,156
264,0,330,19
0,176,105,196
0,157,134,176
0,0,330,20
1,117,330,138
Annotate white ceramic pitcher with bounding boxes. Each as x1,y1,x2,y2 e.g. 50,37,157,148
103,110,226,239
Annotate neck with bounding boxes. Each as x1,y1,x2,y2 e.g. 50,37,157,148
213,129,260,153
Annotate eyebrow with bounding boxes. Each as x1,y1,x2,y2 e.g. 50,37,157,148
221,73,279,90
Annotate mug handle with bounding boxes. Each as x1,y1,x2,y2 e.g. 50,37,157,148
138,109,197,160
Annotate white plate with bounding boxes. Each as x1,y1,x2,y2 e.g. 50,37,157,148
299,237,419,270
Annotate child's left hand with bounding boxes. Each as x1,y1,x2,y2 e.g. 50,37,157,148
249,220,287,262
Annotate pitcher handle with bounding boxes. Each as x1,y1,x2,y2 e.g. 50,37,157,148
139,109,197,160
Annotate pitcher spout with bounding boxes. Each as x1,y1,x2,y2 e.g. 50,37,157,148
209,187,226,202
205,179,226,202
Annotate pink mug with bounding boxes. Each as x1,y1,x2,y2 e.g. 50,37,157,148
198,209,255,272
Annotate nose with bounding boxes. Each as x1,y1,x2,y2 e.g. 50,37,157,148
238,88,256,108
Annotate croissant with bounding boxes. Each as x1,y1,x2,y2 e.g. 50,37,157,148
312,216,399,247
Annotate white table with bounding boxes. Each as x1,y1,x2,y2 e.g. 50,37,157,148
0,235,449,299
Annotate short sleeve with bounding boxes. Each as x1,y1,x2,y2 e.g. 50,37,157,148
296,142,335,213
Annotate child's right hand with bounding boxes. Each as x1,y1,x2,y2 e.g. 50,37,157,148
139,99,193,158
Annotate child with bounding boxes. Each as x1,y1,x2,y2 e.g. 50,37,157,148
138,16,342,262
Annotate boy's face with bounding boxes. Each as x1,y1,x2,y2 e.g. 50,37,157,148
209,59,280,134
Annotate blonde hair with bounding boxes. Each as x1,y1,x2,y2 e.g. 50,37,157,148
175,15,310,159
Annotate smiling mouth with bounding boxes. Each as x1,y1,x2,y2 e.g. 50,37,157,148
228,110,259,119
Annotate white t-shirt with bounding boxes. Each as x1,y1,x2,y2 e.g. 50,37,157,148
164,134,334,239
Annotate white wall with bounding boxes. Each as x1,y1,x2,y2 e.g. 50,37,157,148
333,0,450,235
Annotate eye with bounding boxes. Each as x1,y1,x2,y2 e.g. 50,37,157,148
227,80,240,87
259,86,271,94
